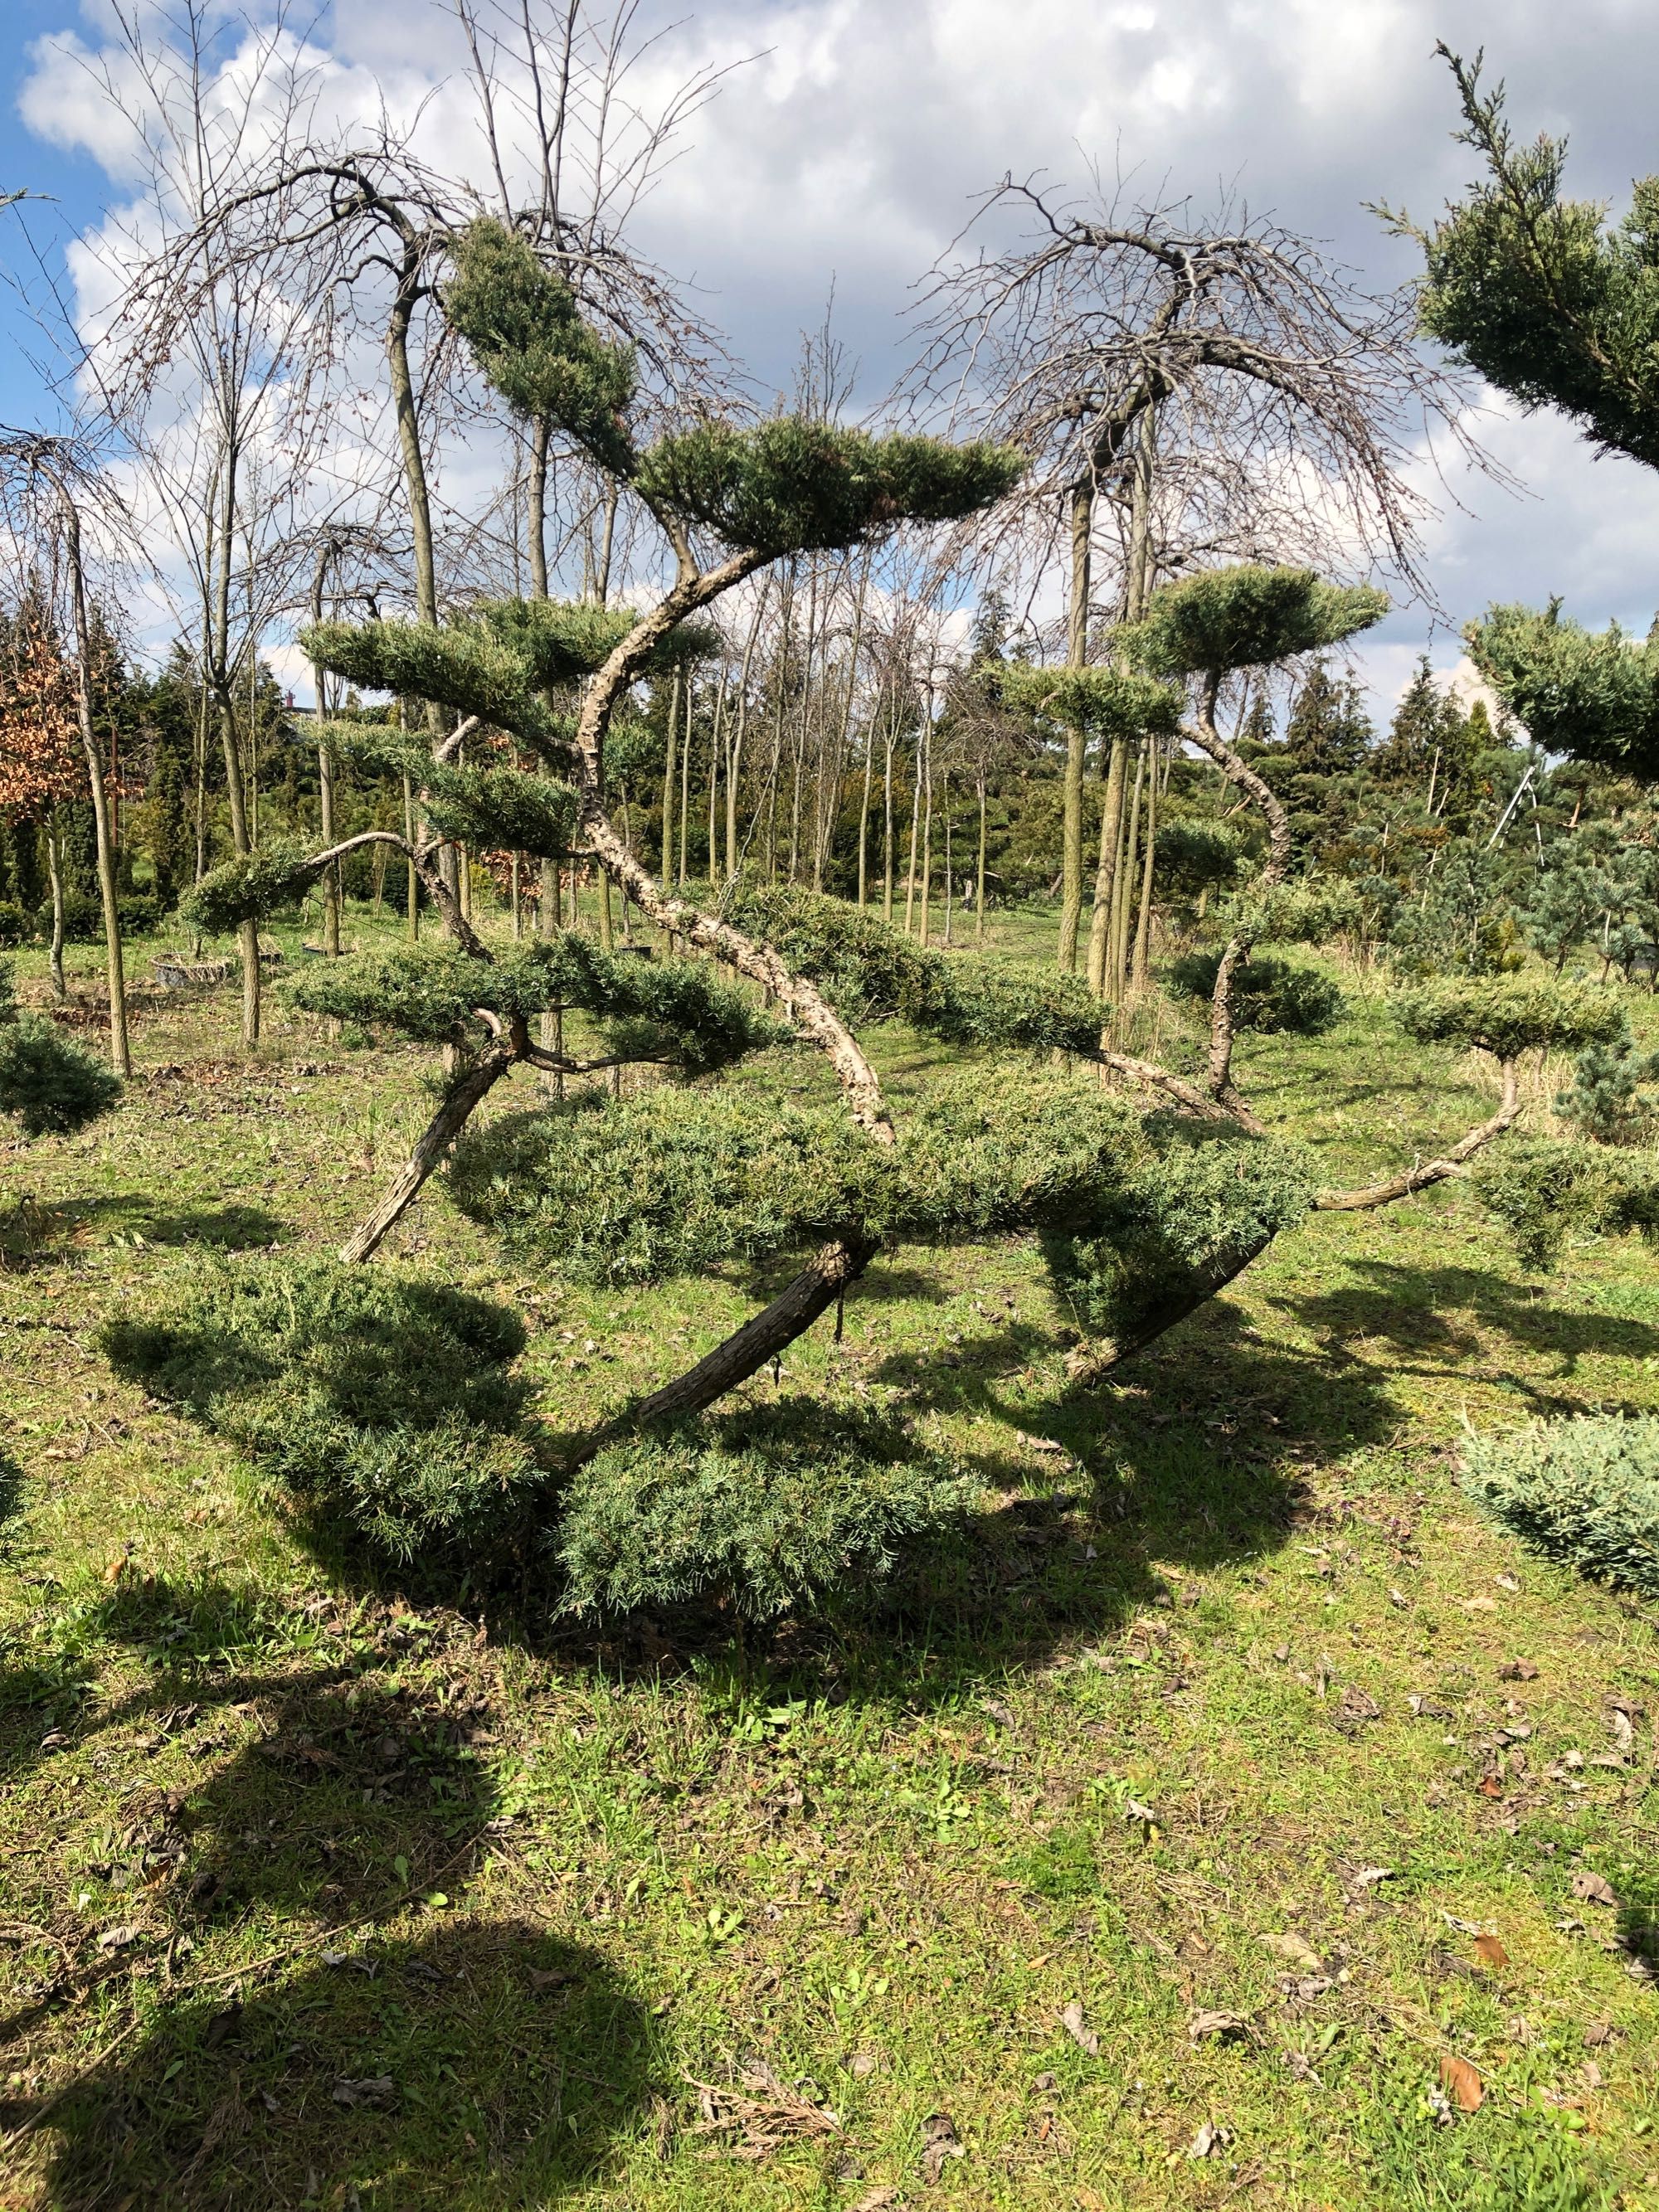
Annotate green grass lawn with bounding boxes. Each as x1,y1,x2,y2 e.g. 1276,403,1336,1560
1,911,1656,2210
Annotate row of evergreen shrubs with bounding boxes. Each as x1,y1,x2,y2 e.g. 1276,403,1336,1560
0,892,163,950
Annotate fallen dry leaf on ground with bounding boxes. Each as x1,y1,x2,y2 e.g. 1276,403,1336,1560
1258,1932,1321,1970
1438,2054,1483,2112
331,2077,397,2109
919,2112,963,2185
1060,2000,1100,2056
1187,2120,1232,2159
1472,1933,1509,1967
1572,1871,1620,1909
1189,2010,1253,2044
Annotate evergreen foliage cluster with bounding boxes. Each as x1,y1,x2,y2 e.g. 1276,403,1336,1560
558,1407,977,1619
1165,948,1345,1038
1472,1139,1659,1270
1393,975,1627,1061
105,1261,979,1615
102,1261,551,1568
1124,564,1390,678
1555,1034,1659,1146
1404,53,1659,479
287,936,786,1074
1467,603,1659,780
1462,1413,1659,1597
448,1057,1312,1349
0,958,123,1137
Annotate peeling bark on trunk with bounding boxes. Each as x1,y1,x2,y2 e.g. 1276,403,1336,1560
339,1043,518,1263
570,1235,877,1462
1316,1061,1520,1210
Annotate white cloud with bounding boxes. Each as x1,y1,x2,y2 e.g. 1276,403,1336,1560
14,0,1659,714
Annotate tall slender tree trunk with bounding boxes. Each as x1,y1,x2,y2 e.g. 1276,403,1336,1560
1087,737,1127,999
975,774,988,944
902,745,922,936
679,675,693,886
726,591,766,881
707,664,727,892
1058,479,1092,970
941,772,954,946
883,722,897,924
403,773,420,942
46,816,66,1001
856,721,874,908
1087,406,1157,1001
527,415,551,600
1112,742,1146,1003
660,665,680,892
919,756,934,948
61,495,129,1076
386,260,460,910
1131,737,1159,992
191,664,209,883
310,547,341,958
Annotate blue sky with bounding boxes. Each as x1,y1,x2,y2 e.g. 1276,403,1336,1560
0,0,113,427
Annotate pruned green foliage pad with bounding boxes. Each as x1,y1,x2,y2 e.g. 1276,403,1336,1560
102,1260,551,1568
421,765,580,859
1462,1413,1659,1596
1165,948,1345,1037
633,420,1024,557
728,883,1109,1052
557,1405,979,1618
449,1067,1148,1285
1474,1137,1659,1271
1126,563,1389,678
1000,661,1184,742
178,843,324,933
287,937,786,1072
1044,1121,1315,1341
1395,975,1627,1060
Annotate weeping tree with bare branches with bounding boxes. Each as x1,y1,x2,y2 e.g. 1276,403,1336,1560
909,176,1482,983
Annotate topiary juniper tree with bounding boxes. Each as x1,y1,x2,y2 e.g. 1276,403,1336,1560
178,246,1618,1504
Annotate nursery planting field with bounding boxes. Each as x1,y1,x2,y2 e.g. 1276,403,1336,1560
0,915,1656,2210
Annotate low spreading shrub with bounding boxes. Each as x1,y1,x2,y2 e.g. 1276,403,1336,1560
1472,1138,1659,1270
557,1405,978,1618
103,1259,553,1568
0,961,123,1138
1462,1413,1659,1596
104,1259,986,1616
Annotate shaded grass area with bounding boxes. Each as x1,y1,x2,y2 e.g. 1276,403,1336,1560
0,916,1656,2207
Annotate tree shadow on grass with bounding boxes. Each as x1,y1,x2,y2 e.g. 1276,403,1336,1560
1,1194,286,1272
31,1921,653,2210
761,1290,1404,1700
1274,1257,1659,1398
94,1247,1398,1699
